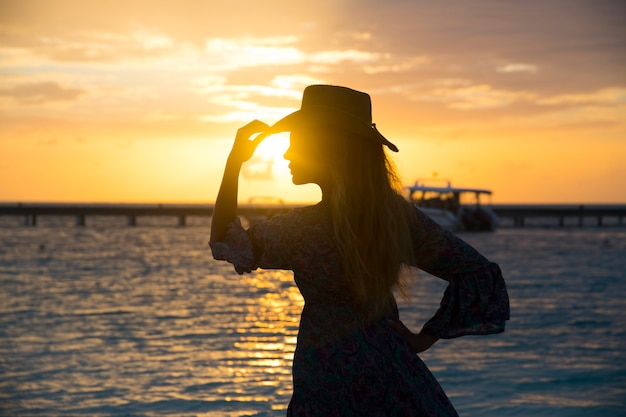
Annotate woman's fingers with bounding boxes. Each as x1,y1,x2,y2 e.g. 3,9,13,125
236,120,271,141
230,120,272,163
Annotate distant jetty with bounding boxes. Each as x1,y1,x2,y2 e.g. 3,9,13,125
0,203,298,227
0,203,625,228
492,204,626,228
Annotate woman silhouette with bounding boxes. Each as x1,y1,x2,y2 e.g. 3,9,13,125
210,85,509,416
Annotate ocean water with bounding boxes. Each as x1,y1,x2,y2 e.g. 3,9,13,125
0,215,625,417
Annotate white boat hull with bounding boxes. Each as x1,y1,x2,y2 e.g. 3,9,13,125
419,208,464,232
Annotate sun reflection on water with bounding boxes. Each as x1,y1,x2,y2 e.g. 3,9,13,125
206,268,303,410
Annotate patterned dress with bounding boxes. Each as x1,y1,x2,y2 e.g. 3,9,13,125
210,201,510,416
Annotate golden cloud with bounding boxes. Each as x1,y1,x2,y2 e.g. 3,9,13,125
416,82,536,110
0,81,85,104
496,64,538,73
536,87,626,106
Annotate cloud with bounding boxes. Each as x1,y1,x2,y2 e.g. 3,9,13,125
399,82,626,115
204,37,304,70
192,74,324,124
414,81,536,110
496,64,538,73
270,75,323,90
0,27,179,65
308,49,380,64
241,155,275,181
131,29,175,51
364,56,429,74
536,87,626,106
202,37,390,73
501,104,626,129
0,81,85,104
193,78,305,103
196,85,303,124
41,32,129,62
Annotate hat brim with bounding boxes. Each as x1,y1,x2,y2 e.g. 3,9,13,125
270,106,398,152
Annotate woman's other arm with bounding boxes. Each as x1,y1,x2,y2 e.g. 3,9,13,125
389,319,439,353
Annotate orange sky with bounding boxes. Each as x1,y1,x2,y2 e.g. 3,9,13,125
1,0,625,204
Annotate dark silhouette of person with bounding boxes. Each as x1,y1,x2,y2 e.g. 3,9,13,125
210,85,509,416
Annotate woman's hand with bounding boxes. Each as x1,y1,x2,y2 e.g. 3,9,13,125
228,120,271,165
389,319,439,353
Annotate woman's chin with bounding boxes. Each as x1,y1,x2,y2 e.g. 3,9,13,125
290,175,310,186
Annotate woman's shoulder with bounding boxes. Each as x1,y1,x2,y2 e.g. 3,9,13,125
250,202,333,249
258,201,328,229
286,201,328,217
287,203,329,230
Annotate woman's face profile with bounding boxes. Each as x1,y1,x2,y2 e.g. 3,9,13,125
283,129,331,186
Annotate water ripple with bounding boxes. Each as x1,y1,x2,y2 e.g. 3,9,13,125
1,224,625,416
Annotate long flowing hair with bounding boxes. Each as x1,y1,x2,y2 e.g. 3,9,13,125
324,128,416,322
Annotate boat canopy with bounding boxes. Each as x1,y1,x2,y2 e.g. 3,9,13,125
406,182,492,196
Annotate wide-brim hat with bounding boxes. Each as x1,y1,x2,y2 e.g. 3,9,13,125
270,85,399,152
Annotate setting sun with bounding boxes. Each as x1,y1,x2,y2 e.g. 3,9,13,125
255,134,291,166
238,133,293,192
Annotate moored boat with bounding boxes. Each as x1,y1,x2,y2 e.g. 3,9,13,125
406,180,498,232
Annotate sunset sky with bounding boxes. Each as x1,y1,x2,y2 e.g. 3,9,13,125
1,0,625,204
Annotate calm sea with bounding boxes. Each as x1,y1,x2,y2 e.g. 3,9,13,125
1,215,625,417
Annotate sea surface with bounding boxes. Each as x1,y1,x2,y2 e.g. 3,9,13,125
1,215,625,417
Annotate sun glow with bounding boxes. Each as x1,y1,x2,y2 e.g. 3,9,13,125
255,133,290,161
251,133,291,183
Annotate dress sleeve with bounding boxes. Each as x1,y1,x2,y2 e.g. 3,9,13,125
411,208,510,339
209,211,300,274
209,218,257,274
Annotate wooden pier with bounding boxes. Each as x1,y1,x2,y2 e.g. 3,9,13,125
492,204,626,228
0,203,625,228
0,203,299,227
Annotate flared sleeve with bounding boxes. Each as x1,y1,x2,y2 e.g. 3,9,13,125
209,218,257,274
210,208,314,274
411,208,510,339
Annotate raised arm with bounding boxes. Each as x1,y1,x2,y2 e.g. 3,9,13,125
210,120,270,243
